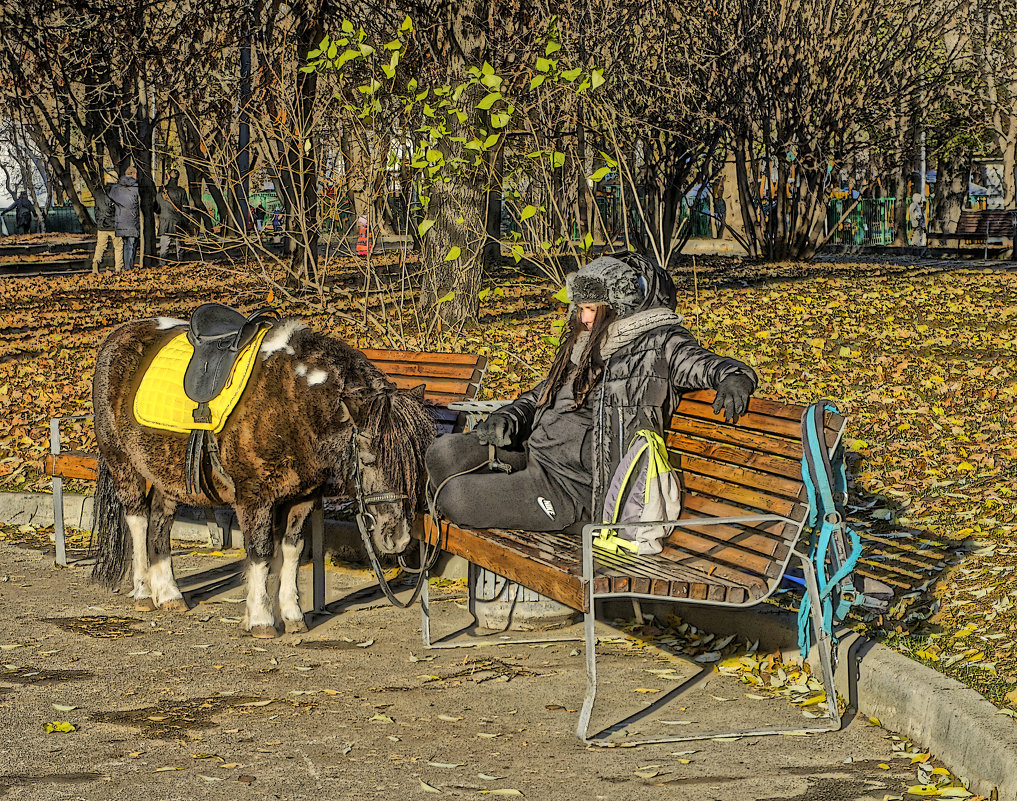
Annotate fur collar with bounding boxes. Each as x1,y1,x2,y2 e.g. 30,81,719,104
571,308,683,365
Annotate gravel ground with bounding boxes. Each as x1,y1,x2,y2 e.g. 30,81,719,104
0,538,935,801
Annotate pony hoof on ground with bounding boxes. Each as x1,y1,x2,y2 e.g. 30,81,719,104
134,598,157,612
159,598,190,612
250,625,278,639
284,618,308,634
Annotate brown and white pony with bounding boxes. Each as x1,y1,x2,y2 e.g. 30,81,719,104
90,316,435,637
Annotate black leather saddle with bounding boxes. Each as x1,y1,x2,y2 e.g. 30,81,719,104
180,303,276,501
184,303,277,422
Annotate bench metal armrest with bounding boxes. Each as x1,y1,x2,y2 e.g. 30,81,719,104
445,400,512,433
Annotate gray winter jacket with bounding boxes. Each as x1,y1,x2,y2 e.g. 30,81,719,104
109,175,140,237
490,316,757,517
93,189,116,231
155,179,187,236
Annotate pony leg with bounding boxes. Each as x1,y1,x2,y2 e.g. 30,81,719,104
236,503,277,638
278,500,314,634
125,510,155,611
147,489,187,611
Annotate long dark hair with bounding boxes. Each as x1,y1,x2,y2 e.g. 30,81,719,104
537,305,615,408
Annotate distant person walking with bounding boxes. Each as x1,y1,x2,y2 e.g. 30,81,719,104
155,169,187,260
109,167,141,269
253,204,266,234
3,191,37,235
908,193,927,251
91,178,123,274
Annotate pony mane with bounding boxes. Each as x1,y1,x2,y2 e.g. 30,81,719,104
360,386,436,514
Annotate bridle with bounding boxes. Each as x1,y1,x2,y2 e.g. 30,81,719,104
345,409,442,609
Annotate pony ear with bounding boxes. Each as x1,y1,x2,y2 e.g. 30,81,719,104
407,383,426,401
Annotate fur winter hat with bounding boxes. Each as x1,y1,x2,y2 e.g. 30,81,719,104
566,256,644,318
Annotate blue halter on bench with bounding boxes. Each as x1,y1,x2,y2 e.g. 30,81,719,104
797,401,893,657
182,303,277,500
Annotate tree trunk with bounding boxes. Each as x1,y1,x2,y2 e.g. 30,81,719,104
930,149,968,234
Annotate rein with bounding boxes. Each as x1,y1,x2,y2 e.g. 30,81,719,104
345,408,441,609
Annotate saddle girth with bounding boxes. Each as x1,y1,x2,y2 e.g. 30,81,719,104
181,303,276,500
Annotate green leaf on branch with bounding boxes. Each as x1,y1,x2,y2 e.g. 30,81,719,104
359,43,375,57
307,48,321,58
477,92,502,110
483,133,500,149
490,111,510,129
341,20,354,34
435,291,454,305
535,57,551,73
589,166,611,182
408,78,418,92
520,205,537,221
591,68,606,89
381,63,395,79
560,67,582,82
326,42,338,59
599,150,617,168
510,244,524,263
545,39,561,55
580,231,594,251
481,73,502,90
529,75,545,90
417,219,434,237
542,335,561,347
401,14,413,32
553,286,570,303
551,151,566,168
444,246,461,261
478,288,491,301
384,39,402,50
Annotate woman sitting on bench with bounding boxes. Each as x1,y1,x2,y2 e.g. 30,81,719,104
425,251,758,534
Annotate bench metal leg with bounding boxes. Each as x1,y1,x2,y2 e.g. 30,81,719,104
577,549,842,746
50,418,67,567
311,496,325,614
420,560,582,649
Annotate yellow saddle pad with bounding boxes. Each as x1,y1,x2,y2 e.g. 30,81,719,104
133,327,270,434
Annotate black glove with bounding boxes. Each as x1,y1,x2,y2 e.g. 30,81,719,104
474,413,514,447
712,373,755,423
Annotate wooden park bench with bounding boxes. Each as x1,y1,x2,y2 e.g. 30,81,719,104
932,208,1017,258
413,390,852,745
45,346,488,612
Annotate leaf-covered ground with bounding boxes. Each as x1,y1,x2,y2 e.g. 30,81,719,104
1,250,1015,708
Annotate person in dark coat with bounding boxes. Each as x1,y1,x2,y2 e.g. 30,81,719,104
90,178,122,274
154,169,187,260
3,191,37,235
425,251,758,534
109,166,141,268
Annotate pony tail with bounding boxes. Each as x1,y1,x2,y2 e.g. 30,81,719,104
90,455,131,588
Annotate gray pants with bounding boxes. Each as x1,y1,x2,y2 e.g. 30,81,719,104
159,233,180,259
425,433,583,533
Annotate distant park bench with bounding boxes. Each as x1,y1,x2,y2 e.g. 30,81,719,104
414,392,853,744
932,208,1017,258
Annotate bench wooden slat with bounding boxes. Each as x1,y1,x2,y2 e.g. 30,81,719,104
683,390,807,422
667,432,801,479
668,416,804,460
366,361,484,381
674,452,805,501
44,452,99,481
676,398,842,446
383,375,475,397
682,472,804,518
421,518,587,611
360,349,488,368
